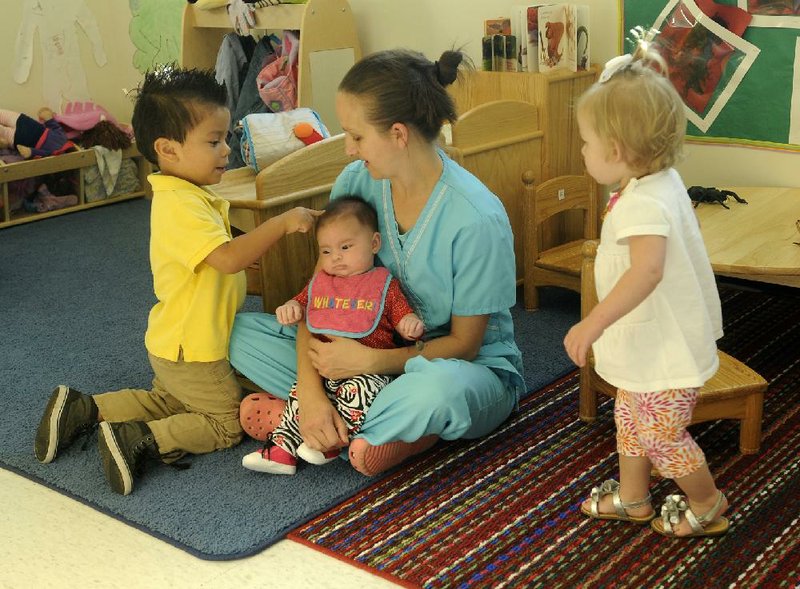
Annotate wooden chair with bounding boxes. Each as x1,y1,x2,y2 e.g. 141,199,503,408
523,173,599,310
578,240,768,454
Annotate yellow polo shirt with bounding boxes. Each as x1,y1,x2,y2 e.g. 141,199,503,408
145,174,246,362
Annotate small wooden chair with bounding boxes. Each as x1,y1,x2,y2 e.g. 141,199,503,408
578,240,768,454
523,173,599,310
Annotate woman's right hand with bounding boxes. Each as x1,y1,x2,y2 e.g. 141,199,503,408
296,387,350,451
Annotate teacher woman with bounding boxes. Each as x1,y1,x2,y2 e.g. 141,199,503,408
229,48,525,476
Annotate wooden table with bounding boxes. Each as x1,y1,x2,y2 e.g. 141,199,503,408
694,186,800,288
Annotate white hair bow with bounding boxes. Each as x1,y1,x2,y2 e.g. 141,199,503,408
599,54,633,84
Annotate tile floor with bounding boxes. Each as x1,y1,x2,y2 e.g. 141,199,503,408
0,468,398,589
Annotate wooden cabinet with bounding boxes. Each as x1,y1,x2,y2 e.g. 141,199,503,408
0,146,151,229
447,100,543,282
180,0,361,133
449,68,599,254
450,67,598,181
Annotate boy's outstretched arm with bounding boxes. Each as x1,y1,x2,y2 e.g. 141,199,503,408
204,207,322,274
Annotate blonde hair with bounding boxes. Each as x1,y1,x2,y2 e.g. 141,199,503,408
577,36,686,175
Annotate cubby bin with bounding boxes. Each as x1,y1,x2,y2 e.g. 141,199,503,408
0,145,151,229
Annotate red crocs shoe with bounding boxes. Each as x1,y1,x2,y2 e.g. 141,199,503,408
239,392,286,441
348,435,438,476
241,444,297,475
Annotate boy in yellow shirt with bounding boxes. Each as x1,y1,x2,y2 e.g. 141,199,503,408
34,66,320,495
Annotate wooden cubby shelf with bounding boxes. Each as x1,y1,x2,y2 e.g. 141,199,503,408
0,145,151,229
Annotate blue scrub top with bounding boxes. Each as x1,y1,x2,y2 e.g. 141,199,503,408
331,150,525,398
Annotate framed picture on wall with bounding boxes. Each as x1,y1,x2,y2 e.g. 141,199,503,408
738,0,800,28
622,0,800,149
649,0,760,132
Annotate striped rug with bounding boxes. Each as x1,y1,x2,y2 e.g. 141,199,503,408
290,287,800,588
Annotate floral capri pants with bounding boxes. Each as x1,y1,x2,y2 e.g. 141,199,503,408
615,387,707,479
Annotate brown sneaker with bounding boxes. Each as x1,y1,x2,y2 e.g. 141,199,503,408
348,435,438,476
34,385,98,463
97,421,161,495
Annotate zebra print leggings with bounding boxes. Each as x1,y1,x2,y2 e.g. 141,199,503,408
270,373,394,455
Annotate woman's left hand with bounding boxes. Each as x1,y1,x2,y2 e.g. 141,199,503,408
307,335,373,380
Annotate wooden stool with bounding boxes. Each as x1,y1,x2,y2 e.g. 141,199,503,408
578,241,768,454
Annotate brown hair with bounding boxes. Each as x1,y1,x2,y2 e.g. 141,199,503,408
338,49,469,142
131,65,227,165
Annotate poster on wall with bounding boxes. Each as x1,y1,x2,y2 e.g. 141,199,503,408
737,0,800,28
129,0,185,74
622,0,800,150
13,0,108,111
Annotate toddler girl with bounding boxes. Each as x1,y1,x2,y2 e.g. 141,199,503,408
564,29,729,538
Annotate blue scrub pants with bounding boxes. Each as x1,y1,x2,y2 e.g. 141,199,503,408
229,313,517,446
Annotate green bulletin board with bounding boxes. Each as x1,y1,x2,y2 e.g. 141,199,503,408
622,0,800,151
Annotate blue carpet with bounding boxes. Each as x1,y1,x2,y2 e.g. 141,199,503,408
0,199,577,560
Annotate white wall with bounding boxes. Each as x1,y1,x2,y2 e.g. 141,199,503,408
1,0,796,187
347,0,797,188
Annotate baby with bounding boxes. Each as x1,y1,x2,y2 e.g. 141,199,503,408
241,195,424,474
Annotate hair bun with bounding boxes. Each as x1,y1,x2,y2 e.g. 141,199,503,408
434,51,462,86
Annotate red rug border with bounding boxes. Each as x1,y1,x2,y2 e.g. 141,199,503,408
286,369,581,587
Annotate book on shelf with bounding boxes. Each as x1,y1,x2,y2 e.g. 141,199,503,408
484,17,512,36
514,3,546,72
575,5,590,71
504,35,518,72
538,4,570,72
483,34,519,72
513,3,589,73
482,35,493,71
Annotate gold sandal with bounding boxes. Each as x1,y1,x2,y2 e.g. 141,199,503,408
651,491,730,537
581,479,655,524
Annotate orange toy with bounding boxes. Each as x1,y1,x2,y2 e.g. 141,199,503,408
293,122,324,146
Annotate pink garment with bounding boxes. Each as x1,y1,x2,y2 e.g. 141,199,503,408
256,31,299,112
614,387,706,479
306,267,391,338
54,101,133,140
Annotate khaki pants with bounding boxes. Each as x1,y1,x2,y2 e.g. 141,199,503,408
93,353,243,462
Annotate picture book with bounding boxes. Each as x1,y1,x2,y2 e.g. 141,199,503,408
482,34,520,71
513,6,530,71
513,4,549,72
492,34,506,72
575,5,590,71
505,35,518,72
537,3,573,72
482,35,493,71
535,4,590,73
